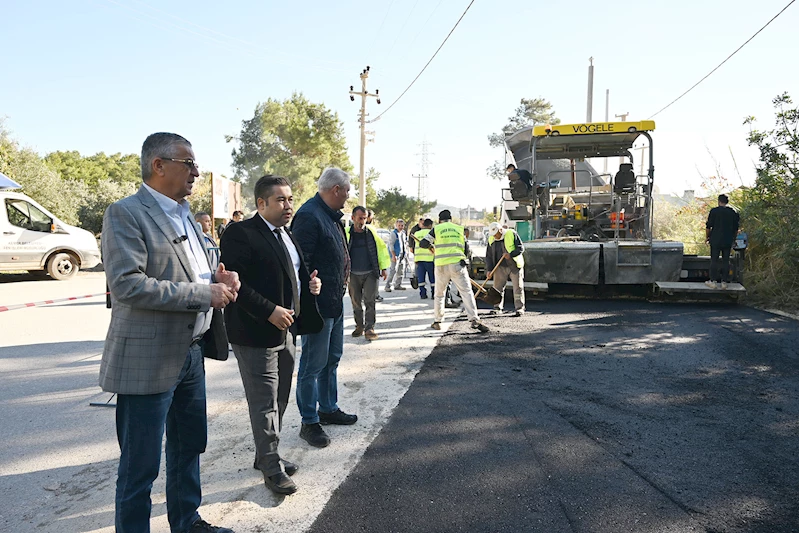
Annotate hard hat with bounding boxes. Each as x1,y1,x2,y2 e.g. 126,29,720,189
489,222,503,235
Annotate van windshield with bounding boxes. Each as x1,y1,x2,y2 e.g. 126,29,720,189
6,199,51,233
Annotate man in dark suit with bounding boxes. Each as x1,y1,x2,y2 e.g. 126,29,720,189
220,175,323,495
101,132,239,533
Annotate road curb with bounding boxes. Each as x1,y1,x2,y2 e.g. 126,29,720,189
755,306,799,322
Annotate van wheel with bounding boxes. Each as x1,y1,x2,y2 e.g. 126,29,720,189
47,252,79,280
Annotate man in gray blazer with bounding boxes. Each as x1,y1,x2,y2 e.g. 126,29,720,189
101,132,240,533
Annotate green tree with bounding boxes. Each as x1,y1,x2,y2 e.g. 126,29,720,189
45,151,140,187
740,92,799,308
42,150,142,234
652,199,709,255
371,187,436,229
348,166,380,212
188,171,214,218
486,97,561,181
227,92,353,209
78,179,137,235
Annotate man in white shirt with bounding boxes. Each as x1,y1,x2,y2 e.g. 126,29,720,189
101,132,240,533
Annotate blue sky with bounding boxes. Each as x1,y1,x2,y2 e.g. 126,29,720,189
2,0,797,209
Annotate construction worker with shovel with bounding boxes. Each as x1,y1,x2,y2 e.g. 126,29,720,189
419,210,489,333
486,222,526,316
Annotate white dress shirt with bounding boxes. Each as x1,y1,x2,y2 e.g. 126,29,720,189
261,214,302,301
143,183,213,338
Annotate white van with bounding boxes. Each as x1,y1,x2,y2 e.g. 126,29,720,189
0,190,101,279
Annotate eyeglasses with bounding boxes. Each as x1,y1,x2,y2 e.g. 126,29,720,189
161,158,199,170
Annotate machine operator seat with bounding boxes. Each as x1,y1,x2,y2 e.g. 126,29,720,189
508,169,532,202
613,163,636,194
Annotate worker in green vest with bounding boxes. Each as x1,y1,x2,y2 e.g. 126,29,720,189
345,206,390,341
485,222,525,316
413,218,435,299
419,210,489,333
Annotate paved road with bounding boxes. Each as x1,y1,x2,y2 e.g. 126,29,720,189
308,300,799,533
2,274,798,532
0,272,459,532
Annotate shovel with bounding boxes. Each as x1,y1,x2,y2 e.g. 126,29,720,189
470,261,503,306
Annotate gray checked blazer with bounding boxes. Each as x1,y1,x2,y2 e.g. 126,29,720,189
99,185,228,395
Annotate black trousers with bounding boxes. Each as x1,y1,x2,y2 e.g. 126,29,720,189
710,245,732,283
232,331,296,476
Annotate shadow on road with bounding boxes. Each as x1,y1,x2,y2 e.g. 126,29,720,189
309,300,799,533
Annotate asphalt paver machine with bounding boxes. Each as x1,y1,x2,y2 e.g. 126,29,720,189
499,120,744,298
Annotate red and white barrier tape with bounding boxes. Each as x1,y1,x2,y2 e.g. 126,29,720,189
0,292,109,312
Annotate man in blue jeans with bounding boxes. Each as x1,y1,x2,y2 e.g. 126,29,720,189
101,133,240,533
291,167,358,448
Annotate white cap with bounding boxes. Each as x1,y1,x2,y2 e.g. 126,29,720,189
489,222,504,235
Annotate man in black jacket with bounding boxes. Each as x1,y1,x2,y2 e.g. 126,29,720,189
507,164,533,190
220,176,323,495
705,193,740,289
346,206,389,341
408,217,424,252
291,167,357,448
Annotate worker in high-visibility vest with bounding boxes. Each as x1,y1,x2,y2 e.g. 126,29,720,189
413,218,435,299
485,222,525,316
419,210,489,333
345,206,390,341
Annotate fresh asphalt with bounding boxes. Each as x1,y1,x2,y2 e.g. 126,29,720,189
307,299,799,533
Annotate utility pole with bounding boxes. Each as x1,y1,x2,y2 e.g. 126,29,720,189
413,173,424,201
349,66,380,206
586,57,594,123
413,140,433,202
635,144,647,176
603,90,609,175
615,112,629,168
209,172,215,238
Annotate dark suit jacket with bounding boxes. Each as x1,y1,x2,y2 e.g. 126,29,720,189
220,214,323,348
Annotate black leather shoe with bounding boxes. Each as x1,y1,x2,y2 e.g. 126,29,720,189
263,471,297,495
281,459,298,476
188,518,235,533
318,408,358,425
300,422,331,447
253,458,298,476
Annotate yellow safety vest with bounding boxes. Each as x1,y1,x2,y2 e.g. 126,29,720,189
413,229,434,262
345,224,391,271
433,221,466,267
488,230,524,269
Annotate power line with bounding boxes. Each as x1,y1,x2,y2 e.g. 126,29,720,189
371,0,397,49
649,0,796,119
368,0,445,89
384,0,421,60
407,0,446,51
370,0,477,123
